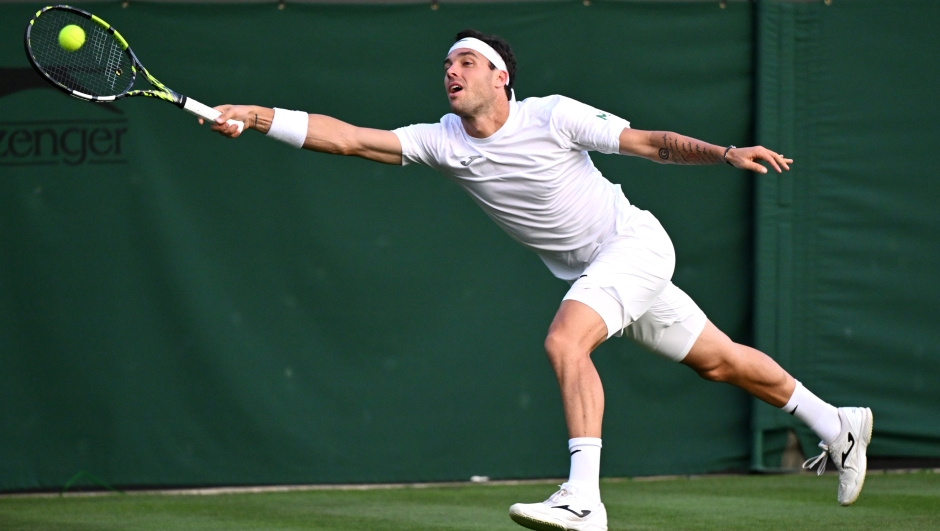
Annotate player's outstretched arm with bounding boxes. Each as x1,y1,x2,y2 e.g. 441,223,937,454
618,128,792,174
201,105,403,165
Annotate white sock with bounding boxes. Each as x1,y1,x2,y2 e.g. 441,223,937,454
567,437,602,504
781,381,842,444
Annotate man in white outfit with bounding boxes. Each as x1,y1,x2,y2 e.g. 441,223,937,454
205,29,872,531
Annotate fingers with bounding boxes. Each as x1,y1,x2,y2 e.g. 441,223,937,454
762,151,783,173
203,105,245,138
215,104,237,124
208,120,229,134
734,146,794,174
744,161,769,174
224,122,243,138
197,104,253,139
211,121,243,138
768,150,793,172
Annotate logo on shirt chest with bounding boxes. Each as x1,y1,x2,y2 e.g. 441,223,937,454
459,155,484,166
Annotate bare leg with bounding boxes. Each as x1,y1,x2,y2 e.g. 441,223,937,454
681,320,795,407
544,300,610,438
508,301,610,526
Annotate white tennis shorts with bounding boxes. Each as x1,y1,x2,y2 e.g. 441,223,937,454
562,209,707,362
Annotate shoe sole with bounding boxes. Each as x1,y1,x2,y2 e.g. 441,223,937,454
509,512,567,531
841,407,873,506
509,512,606,531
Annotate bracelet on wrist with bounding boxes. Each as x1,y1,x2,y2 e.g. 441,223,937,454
723,145,736,166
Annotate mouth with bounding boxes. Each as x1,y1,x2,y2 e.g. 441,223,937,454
448,82,464,96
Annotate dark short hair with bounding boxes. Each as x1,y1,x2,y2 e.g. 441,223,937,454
454,29,516,101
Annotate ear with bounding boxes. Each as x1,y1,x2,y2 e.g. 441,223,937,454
494,69,509,89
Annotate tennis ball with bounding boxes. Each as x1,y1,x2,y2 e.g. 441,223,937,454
58,24,85,52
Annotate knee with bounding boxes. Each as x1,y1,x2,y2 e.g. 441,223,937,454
544,331,589,369
690,345,743,383
694,358,733,383
683,325,742,383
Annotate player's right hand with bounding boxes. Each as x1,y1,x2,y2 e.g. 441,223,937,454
198,104,245,138
200,105,271,138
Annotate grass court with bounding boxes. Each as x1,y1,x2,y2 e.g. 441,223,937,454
2,471,938,531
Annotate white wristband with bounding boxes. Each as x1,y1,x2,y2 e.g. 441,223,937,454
266,108,308,148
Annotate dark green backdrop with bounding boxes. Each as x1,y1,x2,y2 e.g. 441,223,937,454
1,1,755,491
751,0,940,468
0,0,937,493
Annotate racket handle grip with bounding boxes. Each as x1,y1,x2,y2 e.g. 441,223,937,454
182,96,244,133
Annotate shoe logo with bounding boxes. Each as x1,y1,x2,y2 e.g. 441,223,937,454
842,432,855,468
552,505,591,518
459,155,483,166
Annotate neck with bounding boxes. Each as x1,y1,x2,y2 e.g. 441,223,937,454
461,97,511,139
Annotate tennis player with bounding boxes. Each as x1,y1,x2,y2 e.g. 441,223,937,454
204,30,872,531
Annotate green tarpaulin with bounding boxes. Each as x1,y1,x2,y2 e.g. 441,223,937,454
1,0,937,492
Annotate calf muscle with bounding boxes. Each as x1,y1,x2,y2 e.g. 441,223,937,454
682,321,795,407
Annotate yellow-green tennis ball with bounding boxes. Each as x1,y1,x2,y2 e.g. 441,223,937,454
58,25,85,52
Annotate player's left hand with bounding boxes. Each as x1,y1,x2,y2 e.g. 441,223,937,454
726,146,792,174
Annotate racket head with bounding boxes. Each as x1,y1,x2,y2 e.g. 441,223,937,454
25,5,138,102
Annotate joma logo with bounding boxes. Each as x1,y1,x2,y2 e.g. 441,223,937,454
0,119,129,167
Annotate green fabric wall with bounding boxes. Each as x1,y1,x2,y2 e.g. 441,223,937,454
752,0,940,467
1,2,756,491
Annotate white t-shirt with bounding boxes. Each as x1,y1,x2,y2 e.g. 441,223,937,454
393,95,634,280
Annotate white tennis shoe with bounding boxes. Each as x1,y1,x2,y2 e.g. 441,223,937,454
509,483,607,531
802,406,874,506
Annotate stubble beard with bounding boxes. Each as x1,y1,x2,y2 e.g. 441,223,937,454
449,89,492,120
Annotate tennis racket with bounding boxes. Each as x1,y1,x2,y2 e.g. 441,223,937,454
25,5,242,132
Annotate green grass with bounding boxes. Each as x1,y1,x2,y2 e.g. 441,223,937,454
1,472,938,531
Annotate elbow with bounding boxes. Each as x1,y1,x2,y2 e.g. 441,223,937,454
653,147,672,164
331,135,360,157
335,144,356,157
320,139,354,156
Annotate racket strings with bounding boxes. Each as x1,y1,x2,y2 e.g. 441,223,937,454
28,10,134,97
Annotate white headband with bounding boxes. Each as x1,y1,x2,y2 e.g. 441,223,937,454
447,37,510,85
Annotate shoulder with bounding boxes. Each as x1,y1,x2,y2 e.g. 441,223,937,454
440,113,462,130
515,95,586,129
530,96,596,132
550,95,596,116
395,115,456,140
518,95,597,124
517,94,568,114
412,114,462,133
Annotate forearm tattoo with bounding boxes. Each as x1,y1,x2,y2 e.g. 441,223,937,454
658,133,723,165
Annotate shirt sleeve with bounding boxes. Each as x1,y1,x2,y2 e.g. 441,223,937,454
392,123,445,168
551,96,630,155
